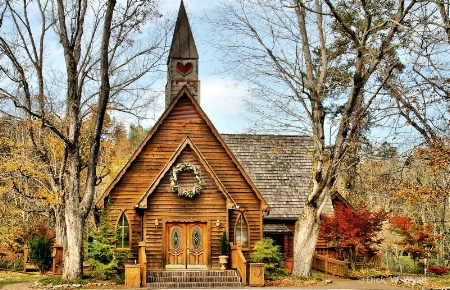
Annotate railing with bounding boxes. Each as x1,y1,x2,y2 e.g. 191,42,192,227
230,242,247,285
312,253,349,278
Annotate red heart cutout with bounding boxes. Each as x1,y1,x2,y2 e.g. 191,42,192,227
177,62,193,75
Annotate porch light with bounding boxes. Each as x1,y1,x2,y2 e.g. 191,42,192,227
216,219,220,228
154,218,159,228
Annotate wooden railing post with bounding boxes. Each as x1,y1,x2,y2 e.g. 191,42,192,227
138,241,147,287
230,242,237,269
51,244,64,274
23,246,29,272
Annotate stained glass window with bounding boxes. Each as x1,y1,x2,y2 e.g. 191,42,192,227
192,228,201,250
116,212,130,248
172,227,181,250
235,214,248,247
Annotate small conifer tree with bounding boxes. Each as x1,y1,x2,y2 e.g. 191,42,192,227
219,230,229,256
86,208,130,280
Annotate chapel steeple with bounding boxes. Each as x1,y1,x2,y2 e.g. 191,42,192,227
165,1,200,108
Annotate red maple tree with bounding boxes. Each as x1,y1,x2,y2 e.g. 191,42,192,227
388,216,440,267
320,202,388,269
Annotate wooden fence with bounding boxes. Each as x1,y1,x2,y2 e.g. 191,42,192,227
312,253,349,278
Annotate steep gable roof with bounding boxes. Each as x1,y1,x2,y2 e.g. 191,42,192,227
135,136,237,209
96,87,268,211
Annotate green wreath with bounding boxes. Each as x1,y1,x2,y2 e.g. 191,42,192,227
170,162,203,198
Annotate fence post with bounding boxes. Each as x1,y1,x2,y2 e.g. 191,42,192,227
23,246,29,272
52,244,64,274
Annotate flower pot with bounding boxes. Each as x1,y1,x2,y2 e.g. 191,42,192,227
219,255,228,270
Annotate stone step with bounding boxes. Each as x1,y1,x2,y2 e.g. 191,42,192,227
146,281,244,288
146,270,243,288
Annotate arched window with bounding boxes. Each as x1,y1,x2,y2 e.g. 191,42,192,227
235,213,249,248
116,212,130,248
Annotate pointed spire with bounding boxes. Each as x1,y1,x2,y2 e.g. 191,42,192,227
168,0,199,63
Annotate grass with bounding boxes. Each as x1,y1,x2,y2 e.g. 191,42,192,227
0,270,43,288
421,274,450,289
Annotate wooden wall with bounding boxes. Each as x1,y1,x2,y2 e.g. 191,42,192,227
103,93,264,269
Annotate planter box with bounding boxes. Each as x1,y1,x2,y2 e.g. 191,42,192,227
249,263,265,287
284,258,293,274
125,264,141,287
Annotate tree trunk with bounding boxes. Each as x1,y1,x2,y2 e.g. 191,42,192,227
54,204,67,248
292,204,321,276
63,202,84,280
61,150,83,281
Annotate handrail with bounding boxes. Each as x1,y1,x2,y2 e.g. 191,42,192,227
230,242,248,285
312,253,349,278
236,246,247,285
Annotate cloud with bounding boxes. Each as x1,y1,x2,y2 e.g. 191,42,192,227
200,77,251,133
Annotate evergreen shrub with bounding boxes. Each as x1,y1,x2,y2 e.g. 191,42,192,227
28,234,52,273
219,230,229,256
86,209,130,281
250,237,284,280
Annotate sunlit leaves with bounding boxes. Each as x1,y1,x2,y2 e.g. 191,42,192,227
388,216,441,262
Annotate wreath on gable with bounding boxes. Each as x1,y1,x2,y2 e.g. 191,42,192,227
170,162,203,198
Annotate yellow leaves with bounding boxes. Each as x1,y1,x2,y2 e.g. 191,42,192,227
414,141,450,172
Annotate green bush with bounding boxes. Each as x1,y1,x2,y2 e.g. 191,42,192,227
86,209,130,280
0,250,23,271
250,238,284,280
28,234,52,273
8,256,23,271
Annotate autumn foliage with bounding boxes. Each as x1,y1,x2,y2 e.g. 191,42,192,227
320,202,388,269
426,266,450,276
388,216,440,264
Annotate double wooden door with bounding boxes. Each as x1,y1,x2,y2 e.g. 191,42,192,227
166,222,208,269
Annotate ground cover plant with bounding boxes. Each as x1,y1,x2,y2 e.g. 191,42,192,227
0,271,42,288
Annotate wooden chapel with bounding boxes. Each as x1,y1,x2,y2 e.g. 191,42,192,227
95,1,269,270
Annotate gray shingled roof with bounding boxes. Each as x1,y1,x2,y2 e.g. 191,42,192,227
221,134,315,220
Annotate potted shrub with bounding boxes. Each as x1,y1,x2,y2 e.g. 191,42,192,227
219,229,229,270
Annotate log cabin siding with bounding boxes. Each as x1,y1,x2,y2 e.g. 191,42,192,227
100,92,266,269
142,149,229,269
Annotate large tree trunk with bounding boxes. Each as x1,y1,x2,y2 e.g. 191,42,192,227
54,204,67,248
63,209,84,280
61,151,84,280
292,204,322,276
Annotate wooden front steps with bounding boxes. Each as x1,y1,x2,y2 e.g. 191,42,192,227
146,270,243,288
